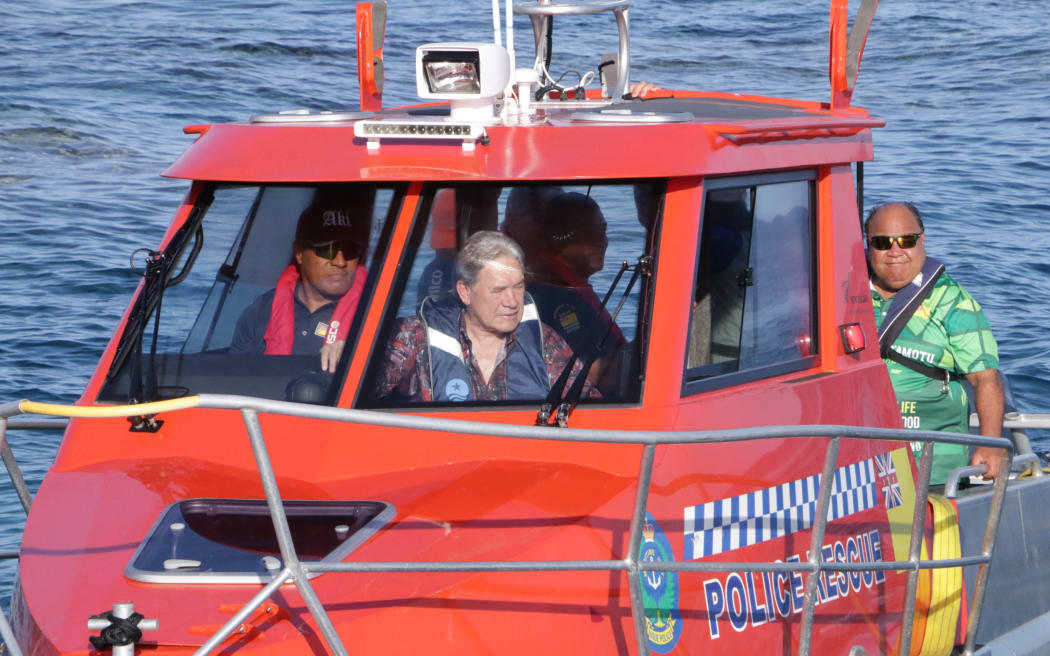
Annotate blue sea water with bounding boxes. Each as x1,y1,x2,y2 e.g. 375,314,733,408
0,0,1048,608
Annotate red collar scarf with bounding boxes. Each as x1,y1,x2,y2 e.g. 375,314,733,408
263,264,366,355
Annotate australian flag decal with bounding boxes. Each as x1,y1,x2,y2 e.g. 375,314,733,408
875,452,903,510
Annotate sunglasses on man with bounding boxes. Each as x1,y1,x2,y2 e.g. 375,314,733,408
868,233,922,251
305,240,363,260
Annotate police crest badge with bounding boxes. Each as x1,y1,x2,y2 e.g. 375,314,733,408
639,512,683,652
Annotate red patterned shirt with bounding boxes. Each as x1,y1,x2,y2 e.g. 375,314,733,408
375,312,594,402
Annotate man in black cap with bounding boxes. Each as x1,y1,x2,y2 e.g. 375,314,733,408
230,202,369,372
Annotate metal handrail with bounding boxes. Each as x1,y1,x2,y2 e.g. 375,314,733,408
944,453,1043,498
970,410,1048,478
1,396,1017,656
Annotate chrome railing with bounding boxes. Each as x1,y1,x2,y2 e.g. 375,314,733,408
0,396,1018,656
970,411,1050,479
0,416,67,656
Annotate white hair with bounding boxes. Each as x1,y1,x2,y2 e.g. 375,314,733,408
456,231,525,287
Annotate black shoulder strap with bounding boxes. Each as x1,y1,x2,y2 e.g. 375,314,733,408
876,257,954,382
885,348,955,382
877,257,944,356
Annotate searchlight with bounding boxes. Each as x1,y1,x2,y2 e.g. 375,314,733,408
416,43,510,121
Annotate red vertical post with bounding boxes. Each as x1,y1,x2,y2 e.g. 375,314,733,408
356,2,385,111
828,0,851,110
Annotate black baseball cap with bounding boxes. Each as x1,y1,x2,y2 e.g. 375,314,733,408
295,205,366,245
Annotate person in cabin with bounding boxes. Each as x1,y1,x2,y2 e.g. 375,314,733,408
230,199,370,373
375,230,592,403
415,188,459,306
508,192,625,346
866,201,1005,485
503,191,627,393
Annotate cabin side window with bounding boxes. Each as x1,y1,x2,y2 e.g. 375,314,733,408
356,181,661,409
684,173,816,394
98,183,403,406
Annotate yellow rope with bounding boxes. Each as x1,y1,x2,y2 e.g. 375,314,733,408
19,396,201,418
914,494,963,656
1018,466,1050,477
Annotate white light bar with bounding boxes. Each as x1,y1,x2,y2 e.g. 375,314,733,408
354,118,488,152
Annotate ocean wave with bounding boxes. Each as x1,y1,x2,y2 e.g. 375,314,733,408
219,41,350,58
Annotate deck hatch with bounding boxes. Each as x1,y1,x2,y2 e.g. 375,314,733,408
126,498,395,584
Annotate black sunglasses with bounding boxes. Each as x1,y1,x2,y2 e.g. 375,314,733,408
868,233,922,251
305,240,363,260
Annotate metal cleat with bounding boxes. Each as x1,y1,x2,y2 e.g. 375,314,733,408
87,602,158,656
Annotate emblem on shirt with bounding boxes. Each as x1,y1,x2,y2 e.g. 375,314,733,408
640,513,683,653
326,320,340,344
554,304,581,334
445,378,470,402
314,321,329,338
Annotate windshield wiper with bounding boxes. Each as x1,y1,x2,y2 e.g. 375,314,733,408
126,250,170,431
107,199,208,386
535,255,650,427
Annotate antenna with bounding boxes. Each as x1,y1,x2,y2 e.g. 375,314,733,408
491,0,502,45
505,0,517,90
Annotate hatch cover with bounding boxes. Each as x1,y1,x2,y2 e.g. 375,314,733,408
126,498,394,584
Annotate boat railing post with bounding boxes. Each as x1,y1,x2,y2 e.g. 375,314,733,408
971,408,1045,477
797,436,840,656
0,598,25,656
626,442,656,656
0,407,29,656
897,440,934,655
0,415,33,515
961,442,1014,656
512,0,631,101
611,5,630,99
1004,410,1043,477
239,408,349,656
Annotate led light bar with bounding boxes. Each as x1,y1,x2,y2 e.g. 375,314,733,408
354,118,487,152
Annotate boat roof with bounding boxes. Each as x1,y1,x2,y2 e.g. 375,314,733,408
163,92,882,184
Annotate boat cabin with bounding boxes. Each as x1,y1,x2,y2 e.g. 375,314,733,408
12,2,1020,656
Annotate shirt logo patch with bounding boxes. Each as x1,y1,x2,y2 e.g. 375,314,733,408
314,322,329,337
445,378,470,402
554,304,581,333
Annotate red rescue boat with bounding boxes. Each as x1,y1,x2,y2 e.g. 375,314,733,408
2,2,1048,656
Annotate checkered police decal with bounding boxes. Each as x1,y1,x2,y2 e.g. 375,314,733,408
684,459,878,560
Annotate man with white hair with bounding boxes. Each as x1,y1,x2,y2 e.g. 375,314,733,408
376,230,589,402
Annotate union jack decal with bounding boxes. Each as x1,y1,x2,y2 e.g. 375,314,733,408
875,452,903,510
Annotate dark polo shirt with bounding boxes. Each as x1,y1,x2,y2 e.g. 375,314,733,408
230,287,336,355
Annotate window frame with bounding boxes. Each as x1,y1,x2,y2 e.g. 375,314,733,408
681,169,819,397
353,179,664,411
98,181,408,406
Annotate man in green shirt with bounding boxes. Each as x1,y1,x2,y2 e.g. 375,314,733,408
867,202,1005,485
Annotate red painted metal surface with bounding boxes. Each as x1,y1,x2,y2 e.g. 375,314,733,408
161,96,878,184
12,2,923,654
355,2,383,111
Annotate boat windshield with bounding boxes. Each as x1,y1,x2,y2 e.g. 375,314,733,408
99,183,405,406
357,181,660,408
